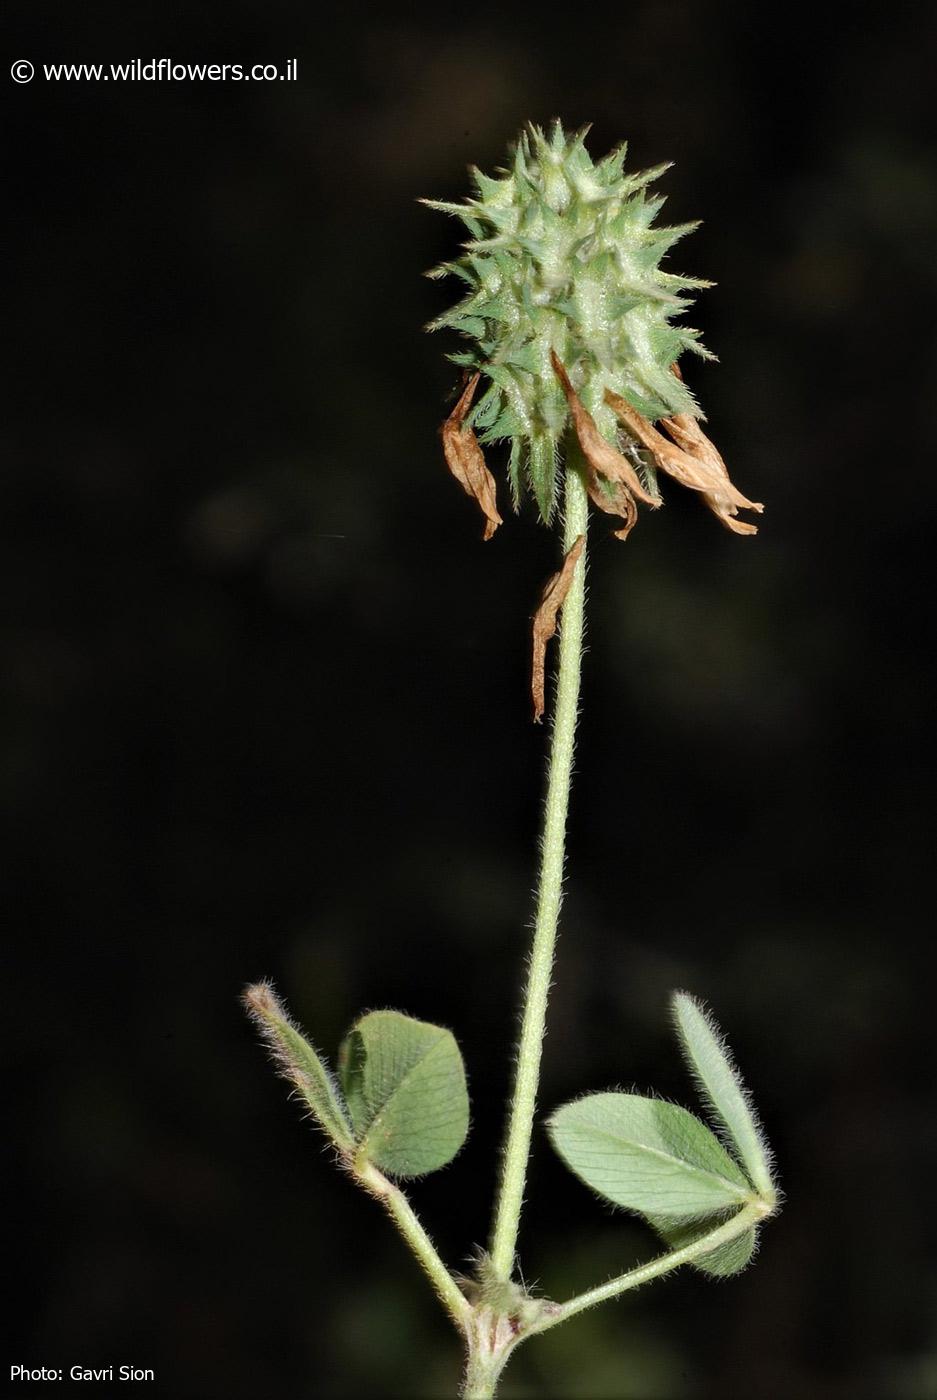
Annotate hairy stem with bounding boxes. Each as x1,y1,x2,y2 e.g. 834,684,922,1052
461,1312,516,1400
462,1348,509,1400
526,1201,771,1337
356,1161,471,1333
489,458,589,1280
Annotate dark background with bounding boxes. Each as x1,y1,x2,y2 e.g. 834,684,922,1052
5,2,937,1397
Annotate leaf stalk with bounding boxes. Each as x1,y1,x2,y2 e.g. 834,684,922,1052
356,1160,472,1333
527,1198,774,1337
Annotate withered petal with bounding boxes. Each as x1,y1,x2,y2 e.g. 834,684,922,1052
603,388,706,488
661,412,763,510
585,475,638,541
716,512,759,536
605,383,763,535
552,353,659,508
440,373,503,541
531,534,585,723
660,412,763,532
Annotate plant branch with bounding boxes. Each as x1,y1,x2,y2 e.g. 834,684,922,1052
356,1160,471,1333
489,455,590,1280
526,1202,771,1338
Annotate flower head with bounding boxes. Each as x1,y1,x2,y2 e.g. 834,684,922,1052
424,121,761,538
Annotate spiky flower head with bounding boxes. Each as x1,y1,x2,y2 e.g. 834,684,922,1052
425,122,761,539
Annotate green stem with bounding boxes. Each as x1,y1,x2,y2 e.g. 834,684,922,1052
526,1201,770,1338
461,1312,516,1400
356,1161,471,1333
462,1348,508,1400
489,460,590,1280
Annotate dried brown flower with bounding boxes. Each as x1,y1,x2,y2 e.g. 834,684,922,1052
440,374,503,541
657,408,764,535
604,372,763,536
551,353,659,540
531,534,586,722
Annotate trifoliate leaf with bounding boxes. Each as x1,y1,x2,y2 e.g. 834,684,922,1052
338,1011,469,1178
672,993,775,1199
547,1093,754,1217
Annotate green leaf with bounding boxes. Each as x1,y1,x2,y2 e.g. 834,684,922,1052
672,993,775,1199
242,982,354,1151
548,1093,754,1217
338,1011,469,1178
647,1211,758,1277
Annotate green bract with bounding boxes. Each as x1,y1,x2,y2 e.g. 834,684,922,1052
425,120,712,521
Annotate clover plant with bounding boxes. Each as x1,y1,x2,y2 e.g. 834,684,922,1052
244,122,777,1399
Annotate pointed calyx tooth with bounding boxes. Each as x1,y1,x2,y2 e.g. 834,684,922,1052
551,354,660,528
605,384,763,535
440,374,503,541
531,533,585,723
